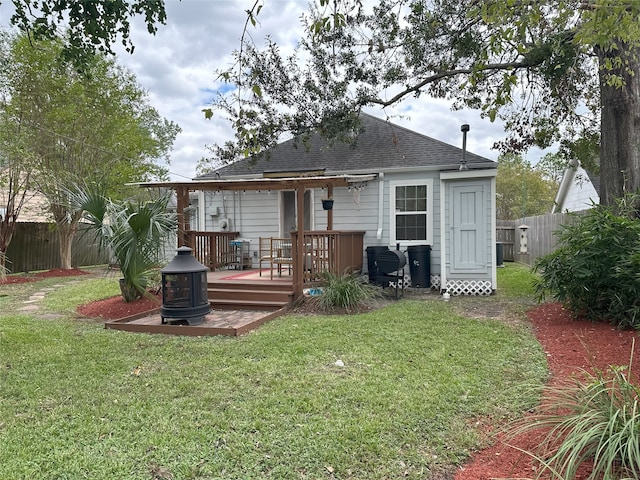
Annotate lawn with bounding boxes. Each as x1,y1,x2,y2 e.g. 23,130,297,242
0,264,546,479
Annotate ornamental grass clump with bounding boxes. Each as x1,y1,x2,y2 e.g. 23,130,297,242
316,271,380,311
513,345,640,480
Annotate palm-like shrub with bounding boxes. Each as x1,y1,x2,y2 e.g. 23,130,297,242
70,185,176,302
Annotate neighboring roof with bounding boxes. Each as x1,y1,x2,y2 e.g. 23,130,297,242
199,113,496,179
586,171,600,196
0,170,53,223
551,160,600,213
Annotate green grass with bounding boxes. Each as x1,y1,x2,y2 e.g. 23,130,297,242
42,277,120,312
0,269,547,479
497,262,539,299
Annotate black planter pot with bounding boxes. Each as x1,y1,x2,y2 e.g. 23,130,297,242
322,199,334,210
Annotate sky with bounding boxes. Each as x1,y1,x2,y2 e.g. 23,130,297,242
1,0,547,181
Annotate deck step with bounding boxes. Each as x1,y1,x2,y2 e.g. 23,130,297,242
207,280,294,309
210,299,288,311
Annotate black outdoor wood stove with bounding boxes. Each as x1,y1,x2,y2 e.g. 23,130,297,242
161,246,210,325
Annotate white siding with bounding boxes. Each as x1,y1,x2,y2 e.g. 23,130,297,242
563,167,599,212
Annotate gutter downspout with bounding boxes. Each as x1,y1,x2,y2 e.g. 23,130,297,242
376,172,384,239
551,159,578,214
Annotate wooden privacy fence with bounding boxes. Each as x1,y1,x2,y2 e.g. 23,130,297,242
5,222,110,274
497,211,586,266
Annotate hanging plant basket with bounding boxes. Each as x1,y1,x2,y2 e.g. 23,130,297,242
322,199,334,210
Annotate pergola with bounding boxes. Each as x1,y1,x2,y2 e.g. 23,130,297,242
137,173,377,300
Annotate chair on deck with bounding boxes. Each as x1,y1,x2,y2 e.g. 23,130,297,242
269,237,293,279
258,237,273,276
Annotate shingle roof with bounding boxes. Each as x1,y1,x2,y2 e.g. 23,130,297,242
199,113,496,179
584,170,601,196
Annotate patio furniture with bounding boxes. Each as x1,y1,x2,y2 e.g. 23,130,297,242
270,237,293,279
258,237,273,276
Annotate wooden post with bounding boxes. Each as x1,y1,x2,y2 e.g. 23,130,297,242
176,186,190,247
326,184,333,230
292,185,305,301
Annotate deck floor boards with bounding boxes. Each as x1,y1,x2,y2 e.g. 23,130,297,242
105,269,291,337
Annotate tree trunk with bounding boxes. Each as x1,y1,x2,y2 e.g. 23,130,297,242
51,205,82,270
0,218,17,270
58,223,75,270
597,43,640,207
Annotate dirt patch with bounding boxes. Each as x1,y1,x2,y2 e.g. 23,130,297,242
455,302,639,480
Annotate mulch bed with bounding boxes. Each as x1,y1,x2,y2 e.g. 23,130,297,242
455,302,639,480
76,292,161,320
1,268,90,285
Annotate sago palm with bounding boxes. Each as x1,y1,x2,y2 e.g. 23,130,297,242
69,184,176,302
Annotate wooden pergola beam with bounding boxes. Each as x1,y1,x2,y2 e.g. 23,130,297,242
135,174,376,194
137,174,377,301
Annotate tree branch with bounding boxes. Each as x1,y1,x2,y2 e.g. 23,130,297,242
364,59,541,107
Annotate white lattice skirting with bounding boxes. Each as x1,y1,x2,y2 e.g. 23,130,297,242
445,280,493,296
385,274,441,290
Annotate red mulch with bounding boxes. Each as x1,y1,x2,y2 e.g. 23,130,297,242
1,268,90,285
76,292,161,320
456,302,639,480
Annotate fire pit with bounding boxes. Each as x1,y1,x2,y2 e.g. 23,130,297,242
161,246,210,325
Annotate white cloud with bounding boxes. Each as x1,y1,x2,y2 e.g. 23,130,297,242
1,0,548,181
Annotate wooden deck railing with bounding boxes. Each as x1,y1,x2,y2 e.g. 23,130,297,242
184,230,365,293
291,230,365,283
183,230,240,270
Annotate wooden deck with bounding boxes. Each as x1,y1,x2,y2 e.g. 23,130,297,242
105,269,294,337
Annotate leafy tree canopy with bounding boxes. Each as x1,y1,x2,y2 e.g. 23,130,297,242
497,153,557,220
207,0,640,206
0,32,180,268
4,0,168,64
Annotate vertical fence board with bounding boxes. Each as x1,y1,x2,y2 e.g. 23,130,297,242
498,211,586,266
5,223,109,273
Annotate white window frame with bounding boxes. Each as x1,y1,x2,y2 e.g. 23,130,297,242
389,179,433,246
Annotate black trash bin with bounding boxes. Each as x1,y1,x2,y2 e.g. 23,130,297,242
496,242,504,267
407,245,431,288
366,245,389,285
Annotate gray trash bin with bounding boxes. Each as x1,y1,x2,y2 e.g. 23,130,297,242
407,245,431,288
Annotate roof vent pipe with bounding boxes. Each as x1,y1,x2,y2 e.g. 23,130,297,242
459,124,470,171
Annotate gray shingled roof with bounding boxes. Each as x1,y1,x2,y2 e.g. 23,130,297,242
584,170,601,196
199,113,496,179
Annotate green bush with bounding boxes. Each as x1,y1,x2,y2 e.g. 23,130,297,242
533,201,640,329
316,271,380,311
513,356,640,480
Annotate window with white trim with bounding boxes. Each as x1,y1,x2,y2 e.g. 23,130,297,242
390,179,433,245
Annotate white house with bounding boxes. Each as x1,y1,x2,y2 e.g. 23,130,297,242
551,159,600,213
186,114,499,296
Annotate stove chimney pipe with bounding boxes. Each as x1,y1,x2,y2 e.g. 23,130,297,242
460,124,470,171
